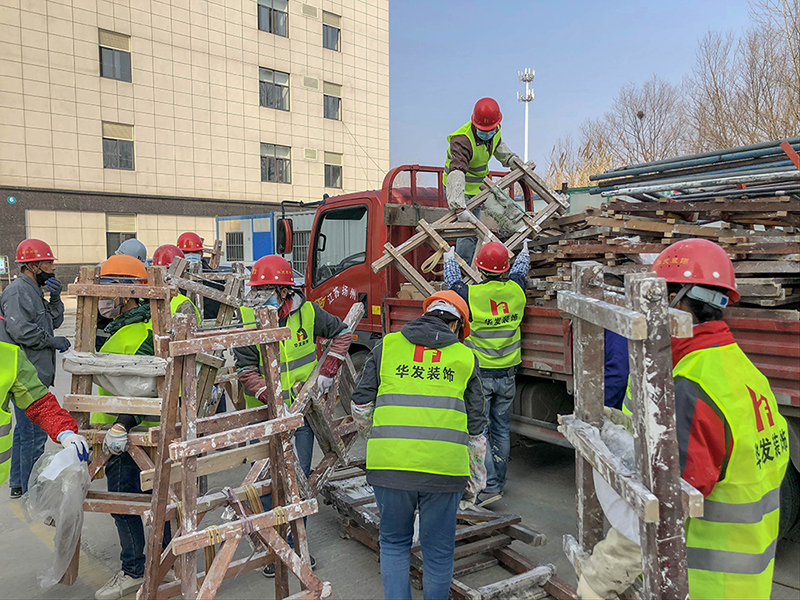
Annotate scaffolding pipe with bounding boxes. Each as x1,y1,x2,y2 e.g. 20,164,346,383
600,169,800,197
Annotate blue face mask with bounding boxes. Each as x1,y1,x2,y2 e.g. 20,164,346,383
475,127,496,142
265,294,281,308
185,253,202,263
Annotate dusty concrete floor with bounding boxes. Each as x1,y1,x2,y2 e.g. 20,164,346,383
1,298,798,599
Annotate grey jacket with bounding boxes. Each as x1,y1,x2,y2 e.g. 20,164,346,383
351,314,487,493
0,275,64,387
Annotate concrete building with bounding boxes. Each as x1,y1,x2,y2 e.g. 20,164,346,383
0,0,389,280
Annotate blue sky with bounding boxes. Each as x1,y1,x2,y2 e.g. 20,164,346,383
388,0,754,171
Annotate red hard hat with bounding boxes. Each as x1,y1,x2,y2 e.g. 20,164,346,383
471,97,502,131
423,290,471,339
248,255,295,287
475,242,510,273
152,244,185,267
177,232,204,252
651,238,739,303
16,238,56,263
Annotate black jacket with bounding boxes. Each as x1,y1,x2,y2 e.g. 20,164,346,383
351,314,487,493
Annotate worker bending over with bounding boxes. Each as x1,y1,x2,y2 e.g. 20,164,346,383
445,240,529,506
234,254,352,576
0,338,88,486
443,97,523,263
350,291,487,600
0,238,69,498
578,239,789,600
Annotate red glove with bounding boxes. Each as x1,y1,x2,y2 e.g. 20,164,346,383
25,392,78,443
239,370,268,398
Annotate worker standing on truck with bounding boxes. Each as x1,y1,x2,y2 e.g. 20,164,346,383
577,238,789,600
177,231,224,320
92,255,176,600
443,97,523,264
0,238,69,499
444,240,529,506
234,254,353,577
350,291,488,600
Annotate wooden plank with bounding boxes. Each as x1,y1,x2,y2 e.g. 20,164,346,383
505,523,547,547
140,441,271,490
493,547,579,600
559,415,659,522
167,275,242,308
557,291,647,340
63,394,162,415
196,535,240,600
146,480,272,526
169,325,290,356
383,242,436,296
417,219,482,284
168,413,304,459
170,500,319,555
154,553,274,600
626,272,689,599
476,565,555,600
67,282,171,299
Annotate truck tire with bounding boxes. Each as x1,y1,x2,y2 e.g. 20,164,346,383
779,462,800,539
339,349,369,416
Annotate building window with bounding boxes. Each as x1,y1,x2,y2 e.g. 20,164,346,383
261,143,291,183
99,30,131,82
106,213,137,257
258,0,288,37
259,68,290,111
323,82,341,120
322,11,340,51
225,231,245,262
324,152,342,189
102,122,134,170
291,229,310,275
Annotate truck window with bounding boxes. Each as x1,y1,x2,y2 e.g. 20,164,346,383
312,204,368,287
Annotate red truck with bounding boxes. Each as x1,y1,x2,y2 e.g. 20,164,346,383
280,165,800,534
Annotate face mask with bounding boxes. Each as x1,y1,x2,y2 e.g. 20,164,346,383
34,268,51,287
245,288,281,308
265,295,281,308
99,298,122,319
185,253,202,263
475,128,496,142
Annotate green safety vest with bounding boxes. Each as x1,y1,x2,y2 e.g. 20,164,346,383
444,122,501,196
466,280,526,369
91,321,160,427
172,293,201,324
624,343,788,599
366,332,474,477
0,342,17,486
240,303,318,408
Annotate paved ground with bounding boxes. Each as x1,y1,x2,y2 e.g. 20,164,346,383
1,298,798,599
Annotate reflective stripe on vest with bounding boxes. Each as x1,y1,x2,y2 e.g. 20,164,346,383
0,342,17,486
92,321,160,427
679,343,787,598
171,294,201,325
241,303,318,409
366,332,473,477
466,280,525,368
443,122,501,196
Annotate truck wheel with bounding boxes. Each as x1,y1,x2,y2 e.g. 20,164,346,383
779,463,800,539
339,350,369,416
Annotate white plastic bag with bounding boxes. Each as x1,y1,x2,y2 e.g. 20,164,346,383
23,448,91,589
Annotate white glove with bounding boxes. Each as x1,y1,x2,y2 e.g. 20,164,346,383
317,374,335,394
577,576,606,600
457,210,477,224
522,240,529,254
443,246,456,263
102,424,129,455
58,431,89,461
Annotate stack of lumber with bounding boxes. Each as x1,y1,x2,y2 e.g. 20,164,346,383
526,138,800,307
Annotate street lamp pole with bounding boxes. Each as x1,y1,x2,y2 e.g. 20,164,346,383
517,68,535,163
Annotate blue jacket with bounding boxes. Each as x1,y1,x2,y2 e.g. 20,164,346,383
604,330,629,409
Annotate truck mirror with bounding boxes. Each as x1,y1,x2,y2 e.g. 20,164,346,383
276,218,293,255
317,233,327,253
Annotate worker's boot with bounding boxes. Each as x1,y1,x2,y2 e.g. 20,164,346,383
476,491,502,507
262,555,315,578
95,570,143,600
9,487,22,499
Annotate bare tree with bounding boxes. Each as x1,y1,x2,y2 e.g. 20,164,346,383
545,121,619,188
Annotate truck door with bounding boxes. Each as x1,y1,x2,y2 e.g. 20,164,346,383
306,202,375,331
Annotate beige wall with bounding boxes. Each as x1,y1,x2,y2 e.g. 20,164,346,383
0,0,389,202
26,209,215,262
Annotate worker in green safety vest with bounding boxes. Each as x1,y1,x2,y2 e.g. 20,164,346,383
578,239,789,600
443,97,522,263
0,335,89,487
444,240,529,507
234,254,352,577
350,290,488,600
91,254,184,600
152,244,202,323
